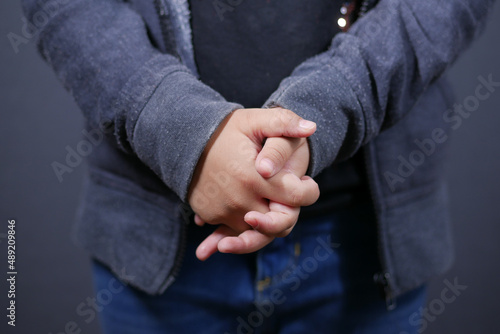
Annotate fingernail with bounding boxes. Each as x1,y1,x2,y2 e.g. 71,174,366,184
247,220,258,229
299,119,316,129
245,215,258,228
259,158,275,175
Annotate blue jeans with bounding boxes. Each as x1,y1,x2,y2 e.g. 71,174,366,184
92,201,426,333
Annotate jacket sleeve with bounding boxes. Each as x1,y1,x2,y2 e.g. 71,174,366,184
264,0,496,177
21,0,242,200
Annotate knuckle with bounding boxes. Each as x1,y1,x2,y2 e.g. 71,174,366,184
224,193,243,213
289,185,304,207
270,108,291,129
276,223,295,238
267,144,288,165
279,108,295,127
239,172,257,192
240,234,254,250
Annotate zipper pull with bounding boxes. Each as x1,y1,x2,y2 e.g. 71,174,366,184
374,272,397,311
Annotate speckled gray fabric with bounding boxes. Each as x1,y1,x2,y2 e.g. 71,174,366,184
21,0,496,296
266,0,494,176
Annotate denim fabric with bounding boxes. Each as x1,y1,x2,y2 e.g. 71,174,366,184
21,0,496,297
93,202,427,334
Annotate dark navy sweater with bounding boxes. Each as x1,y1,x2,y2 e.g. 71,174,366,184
190,0,367,213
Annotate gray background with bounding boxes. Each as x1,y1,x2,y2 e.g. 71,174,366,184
1,1,499,333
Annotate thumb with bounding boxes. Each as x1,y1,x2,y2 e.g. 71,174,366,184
243,107,316,139
255,137,301,178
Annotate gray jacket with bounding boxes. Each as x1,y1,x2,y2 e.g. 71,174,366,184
21,0,495,303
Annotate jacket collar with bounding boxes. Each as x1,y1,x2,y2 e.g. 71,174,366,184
159,0,198,77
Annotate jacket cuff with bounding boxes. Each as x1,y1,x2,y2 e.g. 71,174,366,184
264,61,363,177
132,70,242,201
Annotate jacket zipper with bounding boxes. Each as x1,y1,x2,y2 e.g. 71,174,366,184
363,144,396,311
158,217,187,293
362,0,397,311
355,0,395,311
